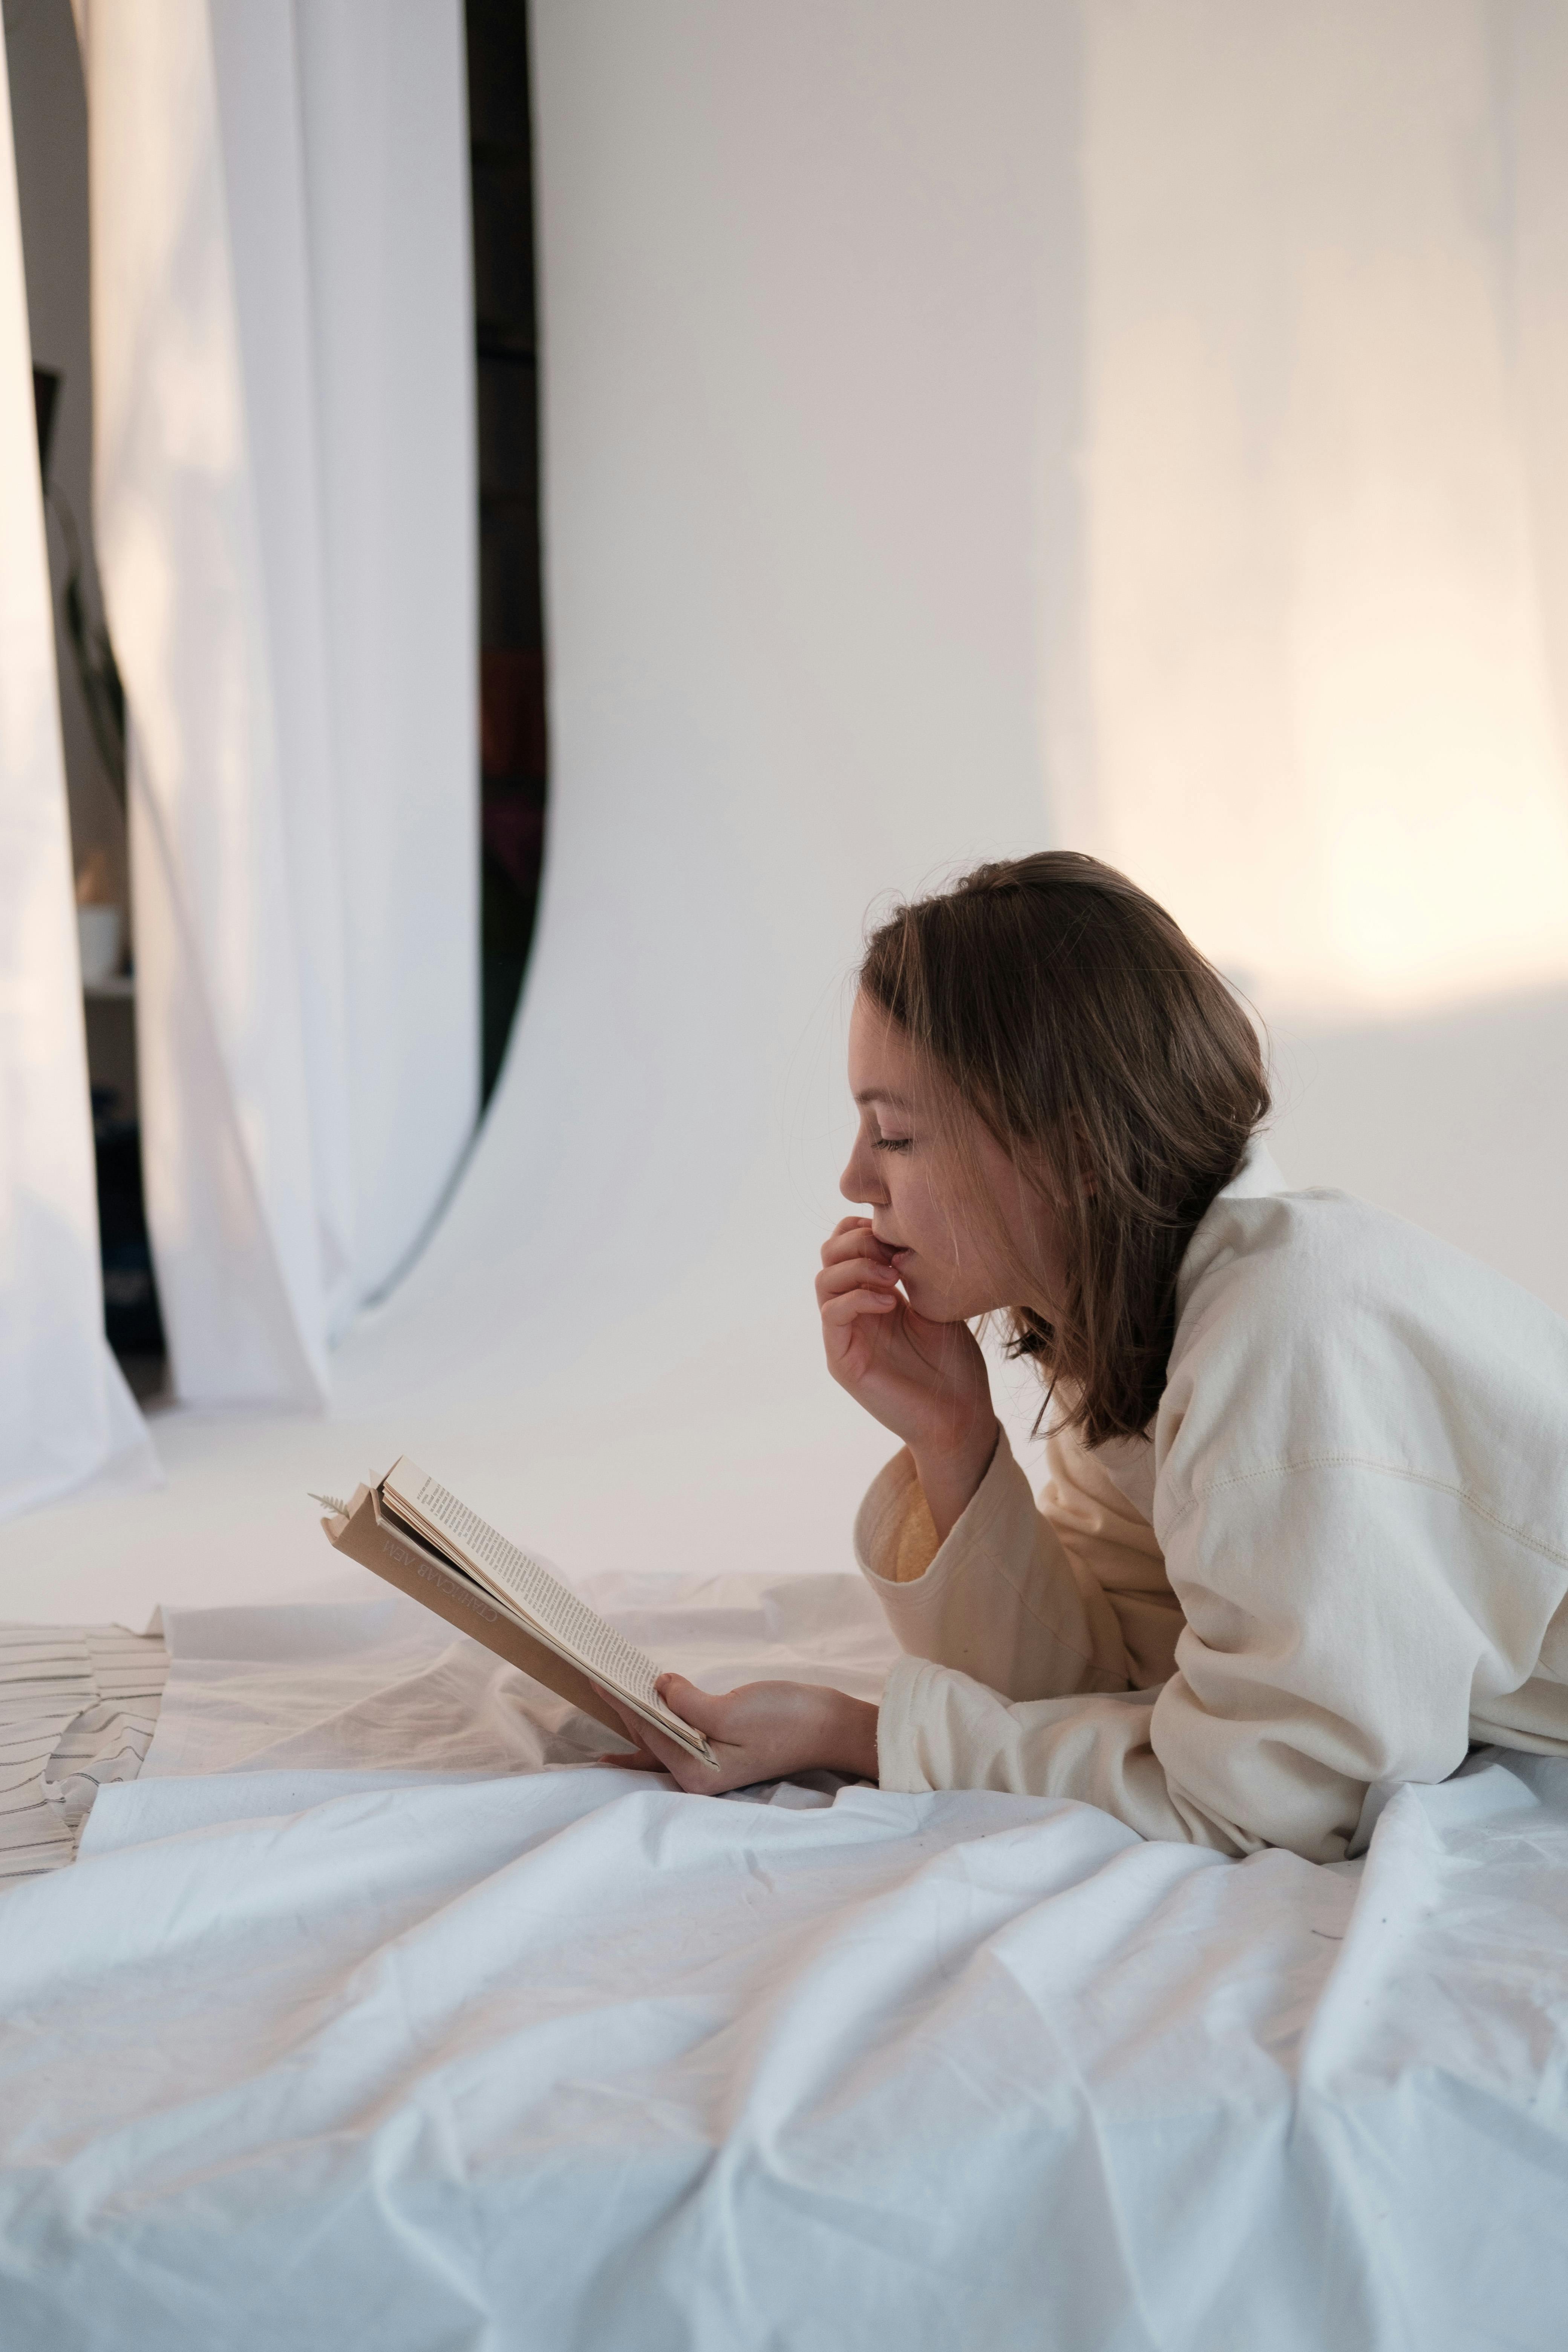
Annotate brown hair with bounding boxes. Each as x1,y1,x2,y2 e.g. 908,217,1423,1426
858,851,1269,1447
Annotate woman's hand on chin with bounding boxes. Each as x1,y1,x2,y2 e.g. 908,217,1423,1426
816,1217,994,1453
816,1215,999,1541
592,1673,879,1796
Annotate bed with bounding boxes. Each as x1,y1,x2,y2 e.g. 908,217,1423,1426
1,1573,1565,2350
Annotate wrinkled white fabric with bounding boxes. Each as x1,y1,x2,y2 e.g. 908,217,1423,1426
864,1151,1568,1862
144,1573,899,1778
0,1746,1560,2348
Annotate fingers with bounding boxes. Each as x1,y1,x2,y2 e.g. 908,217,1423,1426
816,1251,898,1292
822,1213,873,1247
820,1219,894,1270
815,1254,900,1311
651,1676,732,1778
820,1289,897,1330
620,1706,698,1778
592,1686,678,1767
655,1673,729,1736
591,1741,709,1793
592,1686,646,1742
591,1677,727,1787
816,1234,901,1364
590,1717,698,1786
818,1256,901,1377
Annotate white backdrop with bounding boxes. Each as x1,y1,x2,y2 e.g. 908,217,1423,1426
0,25,155,1522
1068,0,1568,1310
0,0,1077,1618
74,0,477,1410
5,0,1568,1617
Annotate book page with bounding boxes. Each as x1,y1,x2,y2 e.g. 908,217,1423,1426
381,1460,706,1751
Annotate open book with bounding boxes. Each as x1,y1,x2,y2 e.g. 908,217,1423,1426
317,1459,715,1766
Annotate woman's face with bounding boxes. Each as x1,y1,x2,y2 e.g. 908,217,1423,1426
839,993,1068,1325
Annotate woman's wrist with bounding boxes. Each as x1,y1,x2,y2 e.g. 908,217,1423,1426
816,1689,880,1781
910,1415,1000,1546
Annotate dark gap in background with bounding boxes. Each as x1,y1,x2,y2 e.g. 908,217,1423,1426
468,0,549,1105
32,354,167,1401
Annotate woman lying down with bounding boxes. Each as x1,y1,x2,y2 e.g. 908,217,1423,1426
599,852,1568,1864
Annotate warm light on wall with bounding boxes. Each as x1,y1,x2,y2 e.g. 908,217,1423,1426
1068,0,1568,1022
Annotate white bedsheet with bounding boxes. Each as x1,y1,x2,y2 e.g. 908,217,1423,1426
2,1586,1566,2350
141,1571,899,1779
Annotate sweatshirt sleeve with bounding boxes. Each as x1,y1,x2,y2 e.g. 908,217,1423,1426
854,1429,1134,1701
876,1460,1497,1863
866,1183,1568,1862
874,1665,1227,1842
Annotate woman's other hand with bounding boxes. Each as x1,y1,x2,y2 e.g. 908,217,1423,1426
593,1673,879,1796
816,1216,997,1539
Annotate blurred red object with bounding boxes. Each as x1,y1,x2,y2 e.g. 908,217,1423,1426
481,647,547,780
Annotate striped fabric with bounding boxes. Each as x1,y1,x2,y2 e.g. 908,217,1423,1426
0,1624,168,1885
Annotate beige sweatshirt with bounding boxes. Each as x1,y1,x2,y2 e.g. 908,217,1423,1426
856,1148,1568,1863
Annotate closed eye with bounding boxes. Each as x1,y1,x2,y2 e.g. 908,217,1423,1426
872,1136,912,1153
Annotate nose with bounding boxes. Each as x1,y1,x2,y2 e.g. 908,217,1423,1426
840,1133,887,1208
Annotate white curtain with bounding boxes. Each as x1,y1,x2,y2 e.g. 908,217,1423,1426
0,0,1077,1616
0,29,157,1522
74,0,477,1409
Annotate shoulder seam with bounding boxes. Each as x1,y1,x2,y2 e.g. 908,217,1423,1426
1165,1453,1568,1572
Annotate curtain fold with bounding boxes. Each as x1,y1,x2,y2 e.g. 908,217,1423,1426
0,27,158,1522
75,0,477,1408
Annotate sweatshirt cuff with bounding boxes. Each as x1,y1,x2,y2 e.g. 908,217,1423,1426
854,1424,1020,1597
853,1446,934,1585
876,1654,941,1793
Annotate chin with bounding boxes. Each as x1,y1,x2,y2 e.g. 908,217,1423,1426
904,1285,969,1325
